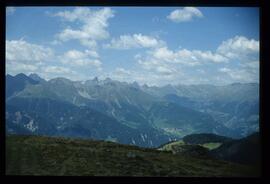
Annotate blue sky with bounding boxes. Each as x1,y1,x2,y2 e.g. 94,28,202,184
6,7,259,86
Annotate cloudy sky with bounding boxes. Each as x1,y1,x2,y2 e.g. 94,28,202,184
6,7,259,86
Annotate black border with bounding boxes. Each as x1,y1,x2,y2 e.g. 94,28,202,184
3,0,261,7
1,0,269,184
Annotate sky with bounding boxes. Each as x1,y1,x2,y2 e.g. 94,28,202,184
6,7,259,86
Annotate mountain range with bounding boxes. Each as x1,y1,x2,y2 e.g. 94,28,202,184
5,73,259,147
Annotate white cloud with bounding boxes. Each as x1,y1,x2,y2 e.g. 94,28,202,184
80,39,97,48
217,36,259,59
6,7,16,15
108,67,178,86
167,7,203,23
6,39,54,63
138,58,177,76
39,65,84,81
115,67,131,75
60,49,102,68
106,35,258,85
219,67,231,73
141,46,227,68
104,34,165,49
102,67,133,83
58,29,88,41
6,62,38,75
50,40,62,45
156,66,175,75
241,61,259,69
42,66,75,75
191,50,228,63
152,47,174,61
53,7,91,22
54,7,114,49
136,35,258,84
84,50,99,58
218,67,258,82
137,46,228,81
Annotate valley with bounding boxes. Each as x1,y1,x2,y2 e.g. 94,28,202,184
5,73,259,147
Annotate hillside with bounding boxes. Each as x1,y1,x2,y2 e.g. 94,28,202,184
158,133,233,153
6,97,170,147
182,133,233,145
158,132,261,169
210,132,261,166
6,135,259,176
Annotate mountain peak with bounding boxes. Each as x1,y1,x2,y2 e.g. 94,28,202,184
6,74,14,78
49,77,72,85
14,73,39,84
15,73,28,79
93,77,99,82
142,84,149,88
29,73,40,78
29,73,46,82
105,77,112,82
131,81,140,88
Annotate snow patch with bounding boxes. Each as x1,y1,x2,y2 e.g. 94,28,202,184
111,108,116,118
132,138,136,145
72,96,77,103
125,96,132,104
13,111,22,124
114,98,122,108
140,133,145,142
24,119,38,132
78,90,94,99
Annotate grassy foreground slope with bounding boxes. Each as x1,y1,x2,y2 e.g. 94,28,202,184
6,135,259,176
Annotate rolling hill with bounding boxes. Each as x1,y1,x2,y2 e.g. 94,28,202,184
210,132,261,166
6,135,260,176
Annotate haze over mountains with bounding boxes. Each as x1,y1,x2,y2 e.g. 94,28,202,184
6,73,259,148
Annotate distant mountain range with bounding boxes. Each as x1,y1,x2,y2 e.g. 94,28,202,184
5,73,259,147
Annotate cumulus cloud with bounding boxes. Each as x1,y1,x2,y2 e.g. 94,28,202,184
218,67,258,82
6,7,16,15
38,65,85,81
5,39,82,78
60,49,102,69
138,46,228,73
167,7,203,23
156,66,175,75
219,67,232,73
104,35,259,85
6,62,38,75
104,34,165,49
138,59,177,76
54,7,114,49
241,61,259,69
135,35,259,85
115,67,132,75
6,39,54,63
217,36,259,59
42,66,75,74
